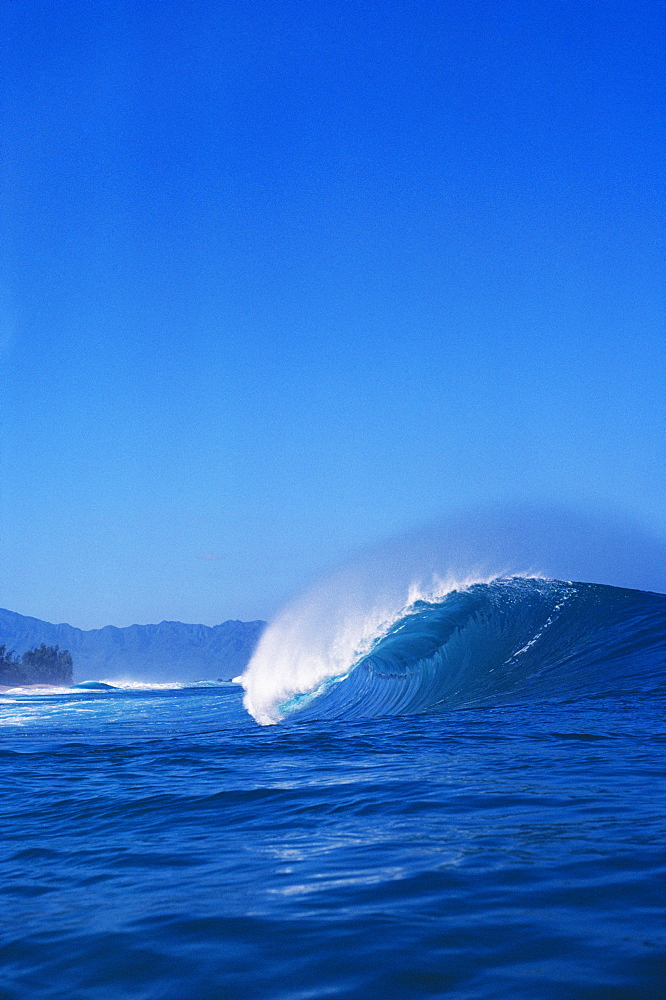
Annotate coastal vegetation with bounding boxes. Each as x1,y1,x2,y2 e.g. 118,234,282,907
0,644,73,686
0,607,265,682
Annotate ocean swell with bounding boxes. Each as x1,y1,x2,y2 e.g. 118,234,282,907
241,577,666,724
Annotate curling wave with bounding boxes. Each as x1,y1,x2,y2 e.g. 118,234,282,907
241,577,666,724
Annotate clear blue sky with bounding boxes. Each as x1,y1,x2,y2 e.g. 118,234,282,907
1,0,664,627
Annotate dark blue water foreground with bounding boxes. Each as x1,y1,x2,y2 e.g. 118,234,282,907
2,581,666,999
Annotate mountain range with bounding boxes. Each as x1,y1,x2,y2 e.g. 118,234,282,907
0,608,266,683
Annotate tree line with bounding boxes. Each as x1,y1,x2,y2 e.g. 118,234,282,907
0,644,73,686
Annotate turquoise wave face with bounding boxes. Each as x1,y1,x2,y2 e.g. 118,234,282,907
272,578,666,723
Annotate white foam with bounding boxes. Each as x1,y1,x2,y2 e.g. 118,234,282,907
97,679,187,690
0,684,71,695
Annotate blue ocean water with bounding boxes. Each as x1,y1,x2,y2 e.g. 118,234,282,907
2,578,665,999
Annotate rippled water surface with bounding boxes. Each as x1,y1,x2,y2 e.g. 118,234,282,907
2,684,665,999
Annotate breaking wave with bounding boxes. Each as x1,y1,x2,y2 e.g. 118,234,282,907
241,576,666,725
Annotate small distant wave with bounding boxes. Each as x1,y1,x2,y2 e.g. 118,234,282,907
104,680,231,691
0,679,235,698
241,577,666,724
71,681,118,691
78,679,234,691
95,679,188,691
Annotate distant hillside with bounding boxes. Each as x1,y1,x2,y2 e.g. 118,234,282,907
0,609,266,683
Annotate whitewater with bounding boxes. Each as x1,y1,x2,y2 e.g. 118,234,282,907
2,518,666,999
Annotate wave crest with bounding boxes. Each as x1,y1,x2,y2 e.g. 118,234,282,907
241,577,666,725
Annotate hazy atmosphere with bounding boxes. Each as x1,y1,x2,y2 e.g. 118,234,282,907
3,6,666,1000
2,0,664,629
